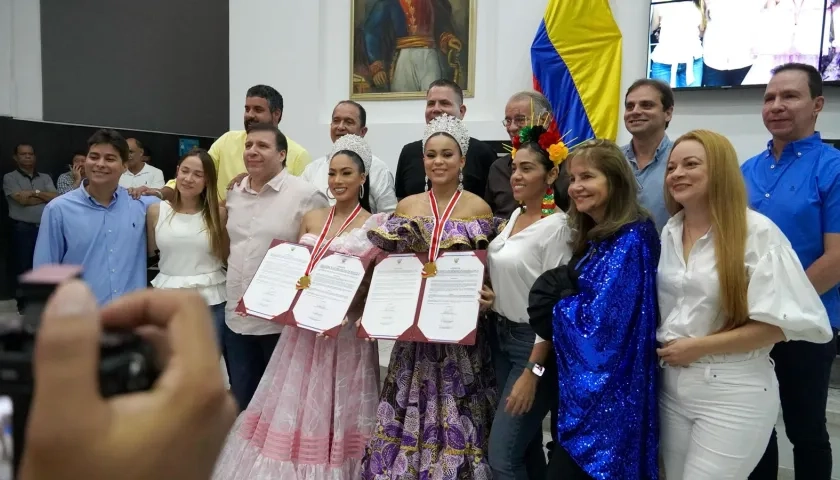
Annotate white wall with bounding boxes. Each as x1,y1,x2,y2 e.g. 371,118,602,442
0,0,43,120
230,0,840,171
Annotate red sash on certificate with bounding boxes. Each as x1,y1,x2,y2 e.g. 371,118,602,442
297,203,363,289
423,189,461,278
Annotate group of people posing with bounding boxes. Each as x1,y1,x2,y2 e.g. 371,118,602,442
27,62,840,480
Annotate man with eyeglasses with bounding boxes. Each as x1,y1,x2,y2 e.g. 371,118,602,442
484,91,570,217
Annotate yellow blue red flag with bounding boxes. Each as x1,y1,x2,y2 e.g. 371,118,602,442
531,0,622,142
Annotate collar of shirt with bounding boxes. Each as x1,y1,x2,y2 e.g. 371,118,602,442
80,180,121,206
763,132,824,163
622,134,673,170
122,163,152,177
15,168,39,180
242,168,288,194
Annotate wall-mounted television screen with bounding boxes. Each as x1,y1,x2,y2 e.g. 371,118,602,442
647,0,839,89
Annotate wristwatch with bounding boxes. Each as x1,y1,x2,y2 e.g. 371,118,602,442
526,362,545,377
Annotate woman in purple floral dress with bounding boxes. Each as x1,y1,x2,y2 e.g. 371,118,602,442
361,115,502,480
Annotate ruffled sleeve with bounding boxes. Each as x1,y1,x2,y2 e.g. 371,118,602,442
748,243,833,343
366,214,504,253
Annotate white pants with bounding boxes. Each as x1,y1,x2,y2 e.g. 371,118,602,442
660,356,780,480
392,47,442,92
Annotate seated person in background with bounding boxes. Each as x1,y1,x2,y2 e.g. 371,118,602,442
33,129,160,305
148,85,312,202
119,138,165,191
301,99,397,213
485,91,570,217
394,79,497,199
56,151,87,194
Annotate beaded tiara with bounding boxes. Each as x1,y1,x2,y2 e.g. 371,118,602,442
329,134,373,173
422,114,470,156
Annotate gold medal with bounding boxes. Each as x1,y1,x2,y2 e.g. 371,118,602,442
422,262,437,277
297,275,311,290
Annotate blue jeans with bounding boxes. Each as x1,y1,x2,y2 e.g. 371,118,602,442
222,322,280,411
11,221,39,311
209,303,226,349
487,316,555,480
650,58,703,87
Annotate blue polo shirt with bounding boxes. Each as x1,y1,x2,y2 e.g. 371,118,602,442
33,182,159,305
741,132,840,327
621,135,673,233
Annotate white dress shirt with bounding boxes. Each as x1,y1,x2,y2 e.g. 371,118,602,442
301,153,397,213
657,209,832,363
487,209,574,343
702,0,765,71
225,169,329,335
650,3,704,85
119,163,166,189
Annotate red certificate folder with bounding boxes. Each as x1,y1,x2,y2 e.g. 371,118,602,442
356,250,487,345
235,239,372,338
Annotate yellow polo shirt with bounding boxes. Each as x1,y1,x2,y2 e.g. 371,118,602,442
165,130,311,200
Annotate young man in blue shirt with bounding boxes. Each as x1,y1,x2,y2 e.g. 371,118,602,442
743,63,840,480
34,129,160,305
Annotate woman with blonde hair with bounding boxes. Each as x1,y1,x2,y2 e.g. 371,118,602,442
544,139,660,479
656,130,832,479
146,147,228,346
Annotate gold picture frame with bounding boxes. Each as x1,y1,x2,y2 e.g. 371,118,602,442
350,0,477,101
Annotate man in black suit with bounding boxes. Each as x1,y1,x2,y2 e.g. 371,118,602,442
394,79,497,199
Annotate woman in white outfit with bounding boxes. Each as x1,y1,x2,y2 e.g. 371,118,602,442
656,129,833,479
146,148,228,347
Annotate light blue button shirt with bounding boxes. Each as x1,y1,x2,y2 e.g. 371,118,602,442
33,182,159,305
621,135,674,233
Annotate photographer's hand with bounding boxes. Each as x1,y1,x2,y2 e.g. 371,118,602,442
19,282,236,480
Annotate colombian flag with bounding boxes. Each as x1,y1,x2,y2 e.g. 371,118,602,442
531,0,622,143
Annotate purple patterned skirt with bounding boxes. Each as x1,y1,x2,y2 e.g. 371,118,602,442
361,324,496,480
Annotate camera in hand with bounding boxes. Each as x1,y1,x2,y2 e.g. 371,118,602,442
0,265,159,477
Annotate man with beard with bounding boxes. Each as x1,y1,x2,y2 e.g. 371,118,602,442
619,78,675,232
151,85,311,202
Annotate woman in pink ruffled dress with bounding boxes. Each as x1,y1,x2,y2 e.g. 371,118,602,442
212,134,382,480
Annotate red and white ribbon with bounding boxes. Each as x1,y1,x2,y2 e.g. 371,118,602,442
424,189,461,277
297,203,363,288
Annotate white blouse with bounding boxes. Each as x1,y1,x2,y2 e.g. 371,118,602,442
657,209,832,363
487,208,574,342
152,201,226,305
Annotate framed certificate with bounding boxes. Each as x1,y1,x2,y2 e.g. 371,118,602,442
357,250,487,345
235,239,371,337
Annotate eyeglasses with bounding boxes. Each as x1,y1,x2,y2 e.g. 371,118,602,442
501,116,529,128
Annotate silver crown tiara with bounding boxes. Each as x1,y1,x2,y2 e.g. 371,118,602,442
422,114,470,156
329,134,373,173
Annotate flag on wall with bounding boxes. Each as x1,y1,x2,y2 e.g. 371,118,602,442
531,0,622,143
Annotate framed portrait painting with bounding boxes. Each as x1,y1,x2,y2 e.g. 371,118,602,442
350,0,477,100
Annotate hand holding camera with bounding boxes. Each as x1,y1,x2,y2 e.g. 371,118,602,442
14,278,235,480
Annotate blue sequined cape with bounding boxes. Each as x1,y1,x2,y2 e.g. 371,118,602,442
552,220,660,480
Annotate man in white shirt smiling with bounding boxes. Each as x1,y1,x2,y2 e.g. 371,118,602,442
119,138,165,189
301,100,397,213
